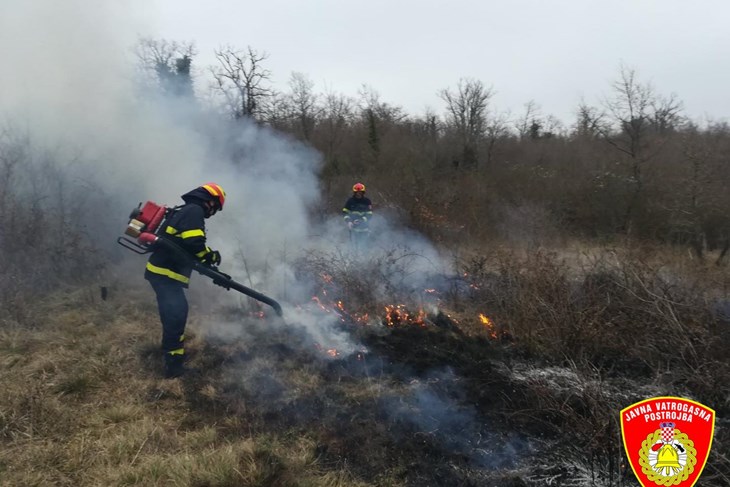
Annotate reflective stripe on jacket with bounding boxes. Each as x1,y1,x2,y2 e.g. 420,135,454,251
145,203,214,286
342,196,373,224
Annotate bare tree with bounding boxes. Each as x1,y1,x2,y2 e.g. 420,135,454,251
316,90,355,193
357,86,406,161
586,65,684,232
514,101,564,139
484,110,510,167
0,128,25,223
602,66,653,161
675,124,730,263
259,92,290,129
287,72,320,141
515,100,541,139
321,90,354,161
439,78,493,168
136,38,196,98
681,127,713,258
358,85,406,123
211,46,273,120
650,93,684,134
573,101,606,138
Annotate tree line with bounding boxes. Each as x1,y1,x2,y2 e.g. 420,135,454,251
140,39,730,259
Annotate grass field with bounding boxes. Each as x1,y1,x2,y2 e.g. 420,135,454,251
1,245,729,486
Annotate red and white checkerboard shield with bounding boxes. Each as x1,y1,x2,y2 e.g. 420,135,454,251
660,422,676,443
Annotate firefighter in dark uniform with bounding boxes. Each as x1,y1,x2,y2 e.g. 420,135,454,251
342,182,373,251
145,183,225,378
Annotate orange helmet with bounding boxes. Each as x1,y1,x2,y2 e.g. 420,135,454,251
201,182,226,210
352,182,366,193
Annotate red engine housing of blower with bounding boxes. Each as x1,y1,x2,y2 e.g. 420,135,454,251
125,201,169,242
136,201,167,233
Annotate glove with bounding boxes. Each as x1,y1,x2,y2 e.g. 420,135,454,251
347,221,353,229
203,250,221,266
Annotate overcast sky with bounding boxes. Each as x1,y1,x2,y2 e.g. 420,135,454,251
141,0,730,125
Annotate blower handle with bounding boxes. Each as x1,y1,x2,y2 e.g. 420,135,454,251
156,237,283,317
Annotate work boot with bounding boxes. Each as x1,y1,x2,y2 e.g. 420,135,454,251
164,355,186,379
164,362,185,379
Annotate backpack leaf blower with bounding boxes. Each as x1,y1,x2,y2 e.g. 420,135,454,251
117,201,283,317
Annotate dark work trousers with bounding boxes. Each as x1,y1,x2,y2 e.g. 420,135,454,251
350,228,370,253
149,278,188,365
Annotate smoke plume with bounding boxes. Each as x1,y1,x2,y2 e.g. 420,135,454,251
0,0,450,357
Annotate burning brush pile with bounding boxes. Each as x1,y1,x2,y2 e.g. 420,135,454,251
193,248,538,485
296,247,510,343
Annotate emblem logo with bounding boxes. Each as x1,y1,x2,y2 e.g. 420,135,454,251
621,397,715,486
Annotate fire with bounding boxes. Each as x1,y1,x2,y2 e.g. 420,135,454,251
383,304,427,327
243,308,267,319
309,271,369,324
311,296,330,312
309,295,369,325
478,313,493,326
479,313,498,339
314,343,340,358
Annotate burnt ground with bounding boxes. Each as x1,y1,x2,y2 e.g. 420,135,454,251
177,325,529,486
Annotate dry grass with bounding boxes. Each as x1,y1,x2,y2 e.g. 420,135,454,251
449,244,730,484
0,286,372,487
2,244,729,486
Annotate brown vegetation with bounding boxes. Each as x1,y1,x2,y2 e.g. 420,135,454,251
249,66,730,261
134,42,730,254
1,246,728,486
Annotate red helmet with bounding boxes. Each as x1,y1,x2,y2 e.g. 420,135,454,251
352,182,366,193
201,182,226,210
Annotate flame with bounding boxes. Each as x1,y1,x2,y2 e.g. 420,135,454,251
309,294,369,325
383,304,427,327
311,296,332,313
479,313,498,339
314,343,340,358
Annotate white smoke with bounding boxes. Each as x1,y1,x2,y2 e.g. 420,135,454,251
0,0,211,238
0,0,450,358
0,1,318,263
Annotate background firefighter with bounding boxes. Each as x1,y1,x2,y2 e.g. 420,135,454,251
145,183,225,378
342,182,373,251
